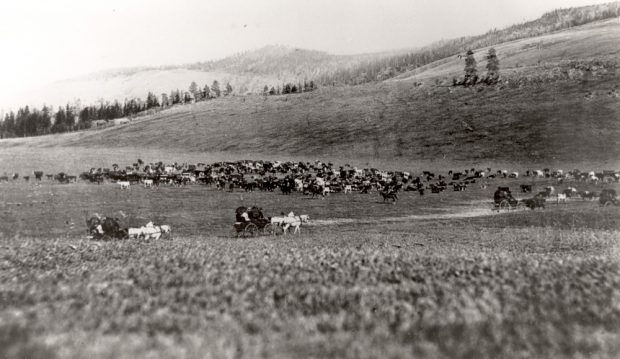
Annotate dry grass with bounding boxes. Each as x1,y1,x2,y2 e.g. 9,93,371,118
2,222,620,359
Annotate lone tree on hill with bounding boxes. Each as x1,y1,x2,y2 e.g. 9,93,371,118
485,48,500,84
464,50,478,86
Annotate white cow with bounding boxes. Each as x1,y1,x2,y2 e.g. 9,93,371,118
118,181,130,189
556,193,567,204
294,178,304,192
509,172,519,178
534,170,544,177
143,179,153,188
344,185,352,194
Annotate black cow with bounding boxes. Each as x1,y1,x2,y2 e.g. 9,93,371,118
33,171,44,181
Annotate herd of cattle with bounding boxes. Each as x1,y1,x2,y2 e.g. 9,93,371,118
2,160,619,203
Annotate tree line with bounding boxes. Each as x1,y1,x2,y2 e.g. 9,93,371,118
0,80,233,139
262,80,318,96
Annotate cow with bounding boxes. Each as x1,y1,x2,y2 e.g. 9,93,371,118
453,183,466,192
143,179,154,188
562,187,578,197
344,184,352,194
556,193,567,204
33,171,44,181
579,191,597,200
520,184,532,193
509,172,519,178
0,176,8,182
118,181,130,189
46,174,54,180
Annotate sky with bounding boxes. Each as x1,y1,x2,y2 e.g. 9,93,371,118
0,0,614,108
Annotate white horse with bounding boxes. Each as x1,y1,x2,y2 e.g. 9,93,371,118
271,212,310,235
128,222,171,240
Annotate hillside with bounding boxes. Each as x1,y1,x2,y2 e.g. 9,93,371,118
3,18,619,170
9,2,619,111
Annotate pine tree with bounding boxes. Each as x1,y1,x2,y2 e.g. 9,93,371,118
464,50,478,86
485,48,500,84
263,85,269,95
211,80,221,97
269,87,276,95
203,84,211,99
189,81,198,97
224,82,233,96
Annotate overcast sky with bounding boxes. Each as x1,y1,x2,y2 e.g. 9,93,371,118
0,0,614,108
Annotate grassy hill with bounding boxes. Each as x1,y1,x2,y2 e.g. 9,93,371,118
2,18,619,170
12,2,619,110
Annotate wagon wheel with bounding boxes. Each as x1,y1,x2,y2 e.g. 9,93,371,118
499,200,510,211
603,201,614,207
263,223,276,236
244,223,259,237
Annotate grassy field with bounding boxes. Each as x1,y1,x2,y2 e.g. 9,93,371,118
1,162,620,358
2,209,620,358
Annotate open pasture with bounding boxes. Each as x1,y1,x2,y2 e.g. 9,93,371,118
1,151,620,358
0,170,616,239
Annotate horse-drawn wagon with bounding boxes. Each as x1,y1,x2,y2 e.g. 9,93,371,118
493,187,525,211
599,189,619,207
230,206,283,237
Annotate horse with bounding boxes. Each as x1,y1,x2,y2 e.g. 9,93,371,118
271,213,310,234
380,190,398,203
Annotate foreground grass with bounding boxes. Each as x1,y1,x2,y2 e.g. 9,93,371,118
2,217,620,359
